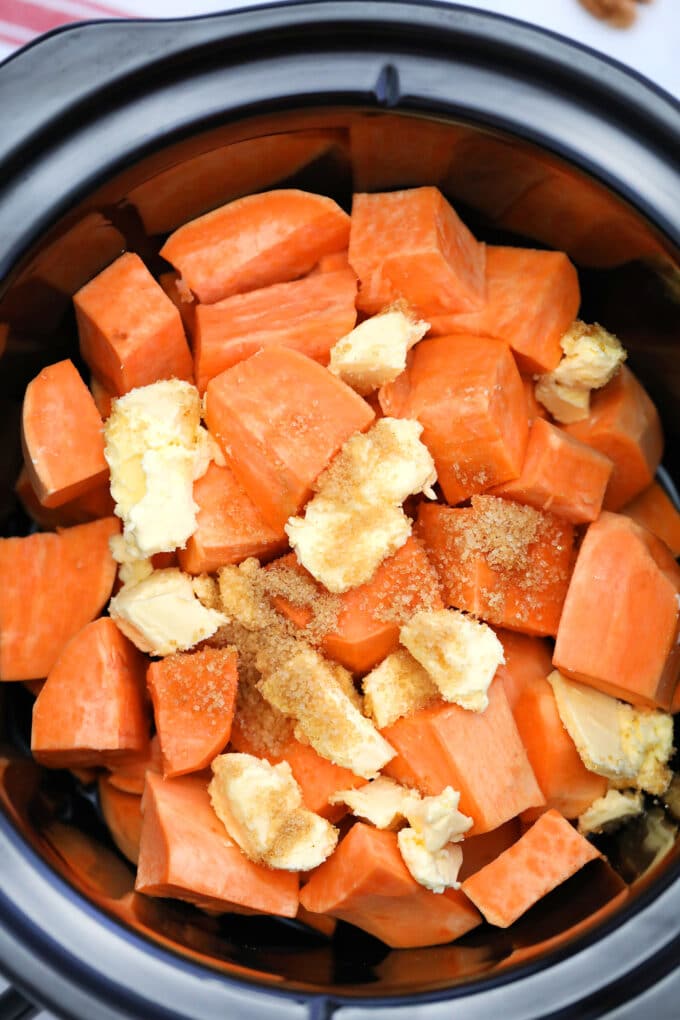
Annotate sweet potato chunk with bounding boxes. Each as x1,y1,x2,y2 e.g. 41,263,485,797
553,512,680,709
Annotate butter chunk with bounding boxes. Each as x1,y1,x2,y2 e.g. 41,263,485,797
400,609,505,712
397,828,463,894
286,501,411,596
329,307,428,395
285,419,437,593
362,649,438,729
209,753,337,870
534,377,590,425
316,418,437,507
329,777,416,829
549,670,673,795
535,321,627,424
403,786,472,852
257,641,396,779
578,789,644,836
104,379,211,562
109,567,227,656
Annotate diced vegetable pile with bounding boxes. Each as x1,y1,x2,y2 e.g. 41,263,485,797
3,185,680,950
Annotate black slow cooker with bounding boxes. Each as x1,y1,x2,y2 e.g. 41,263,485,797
0,4,679,1018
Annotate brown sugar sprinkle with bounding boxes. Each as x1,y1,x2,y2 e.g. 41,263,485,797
436,495,572,626
160,647,235,722
459,495,544,574
207,618,294,756
261,560,342,647
367,548,441,626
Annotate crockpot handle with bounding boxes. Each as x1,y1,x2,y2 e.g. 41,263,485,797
0,987,38,1020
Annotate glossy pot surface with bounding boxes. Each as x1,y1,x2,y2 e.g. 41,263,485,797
0,4,679,1018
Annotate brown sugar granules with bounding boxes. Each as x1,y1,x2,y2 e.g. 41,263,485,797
458,495,544,575
261,559,341,647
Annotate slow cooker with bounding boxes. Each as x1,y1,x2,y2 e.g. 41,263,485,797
0,3,679,1017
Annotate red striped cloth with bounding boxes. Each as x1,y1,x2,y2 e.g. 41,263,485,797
0,0,128,51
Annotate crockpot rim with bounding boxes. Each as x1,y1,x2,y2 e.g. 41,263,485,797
2,805,680,1015
1,2,679,1016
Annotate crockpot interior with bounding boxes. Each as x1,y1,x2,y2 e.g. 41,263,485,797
1,105,680,1001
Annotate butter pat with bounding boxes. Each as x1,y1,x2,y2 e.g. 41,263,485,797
285,418,437,593
257,640,396,779
286,502,411,595
400,609,505,712
534,377,590,425
397,829,463,894
329,777,416,829
109,567,227,656
535,321,627,424
209,753,337,870
362,649,438,729
104,380,211,561
329,307,429,395
549,670,673,795
578,789,644,836
403,786,472,852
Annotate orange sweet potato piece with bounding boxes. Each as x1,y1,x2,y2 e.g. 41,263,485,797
21,359,108,508
160,189,350,305
553,511,680,709
299,822,481,948
382,678,545,834
309,250,351,275
98,777,143,864
349,187,485,317
268,536,442,674
89,377,114,420
513,673,608,818
147,647,238,778
461,809,600,928
158,271,196,335
31,617,148,768
416,497,574,637
74,252,193,396
15,465,114,530
622,482,680,557
491,417,614,524
107,734,162,795
193,268,357,393
427,247,580,374
136,772,299,916
495,629,554,712
380,336,528,505
458,819,521,882
177,462,287,575
564,366,663,511
205,347,374,530
0,517,119,681
228,721,362,823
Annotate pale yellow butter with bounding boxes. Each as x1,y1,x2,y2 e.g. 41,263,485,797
549,670,673,795
104,379,212,563
400,609,505,713
109,567,227,656
397,829,463,893
362,649,438,729
577,788,644,836
329,308,429,395
285,418,437,593
209,753,337,871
